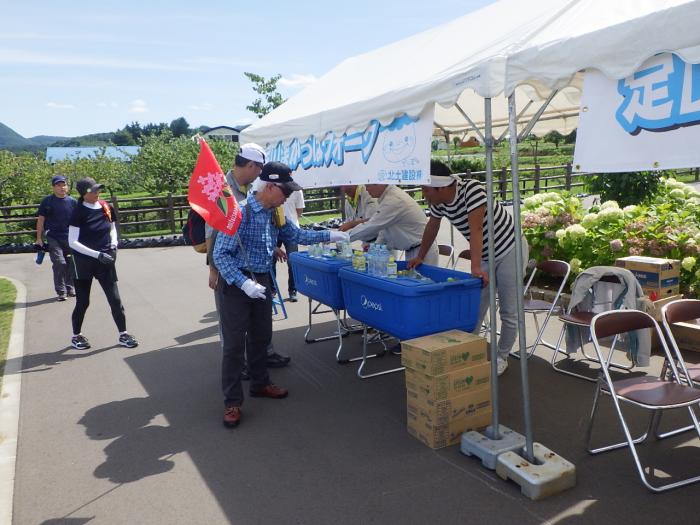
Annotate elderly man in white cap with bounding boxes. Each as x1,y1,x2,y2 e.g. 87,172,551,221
347,183,439,265
205,143,292,373
407,159,526,376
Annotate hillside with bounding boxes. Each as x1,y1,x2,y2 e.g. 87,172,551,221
29,135,69,145
0,122,33,148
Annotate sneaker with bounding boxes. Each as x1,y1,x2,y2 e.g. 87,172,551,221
288,291,298,302
266,350,291,368
497,357,509,376
67,289,76,297
223,406,242,428
57,295,66,302
71,335,91,350
119,333,139,348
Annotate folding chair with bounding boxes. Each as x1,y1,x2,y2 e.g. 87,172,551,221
512,260,570,358
437,243,454,268
550,269,634,381
270,272,288,320
452,248,472,270
661,299,700,387
586,309,700,492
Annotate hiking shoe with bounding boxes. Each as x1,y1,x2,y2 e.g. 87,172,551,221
223,406,242,428
119,333,139,348
71,335,91,350
57,295,67,302
497,357,509,376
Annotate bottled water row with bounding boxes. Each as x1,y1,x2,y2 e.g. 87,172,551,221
353,243,397,278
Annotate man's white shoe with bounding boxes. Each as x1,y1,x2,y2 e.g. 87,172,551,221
496,357,509,376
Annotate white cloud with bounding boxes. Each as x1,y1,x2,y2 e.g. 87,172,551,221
128,99,149,113
97,101,119,108
233,117,253,127
278,73,318,90
188,103,214,111
46,101,75,110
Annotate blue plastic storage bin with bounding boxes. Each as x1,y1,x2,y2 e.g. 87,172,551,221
338,261,482,340
289,252,352,310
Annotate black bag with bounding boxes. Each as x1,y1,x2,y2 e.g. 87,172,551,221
182,209,207,253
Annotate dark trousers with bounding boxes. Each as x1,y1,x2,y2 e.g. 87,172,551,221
274,239,298,294
72,276,127,335
47,236,74,296
217,273,272,407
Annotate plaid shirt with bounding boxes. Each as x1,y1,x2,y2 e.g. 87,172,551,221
214,193,330,288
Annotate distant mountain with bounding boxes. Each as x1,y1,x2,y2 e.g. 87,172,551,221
29,135,69,145
0,122,33,148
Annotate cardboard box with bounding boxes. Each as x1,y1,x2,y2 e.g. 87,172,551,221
400,330,487,375
405,361,491,401
666,319,700,352
615,256,680,297
406,387,491,427
407,409,492,449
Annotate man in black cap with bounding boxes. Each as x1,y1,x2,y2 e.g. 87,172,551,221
213,161,349,428
36,174,78,301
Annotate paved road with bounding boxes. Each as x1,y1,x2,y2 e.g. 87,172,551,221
2,222,699,524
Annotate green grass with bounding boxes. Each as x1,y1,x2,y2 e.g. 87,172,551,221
0,278,17,387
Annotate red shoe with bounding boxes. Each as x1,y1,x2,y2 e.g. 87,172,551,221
250,384,288,399
223,406,241,428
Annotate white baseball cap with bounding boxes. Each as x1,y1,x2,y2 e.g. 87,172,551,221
238,143,266,164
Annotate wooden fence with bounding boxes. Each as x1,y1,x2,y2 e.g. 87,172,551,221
2,164,699,243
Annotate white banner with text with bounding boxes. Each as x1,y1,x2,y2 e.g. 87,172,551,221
264,106,434,188
574,53,700,173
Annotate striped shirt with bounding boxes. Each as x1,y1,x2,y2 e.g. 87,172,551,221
429,179,515,262
214,193,329,288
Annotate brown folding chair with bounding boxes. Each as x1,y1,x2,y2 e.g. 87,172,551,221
437,244,454,268
550,270,634,381
513,260,570,358
661,299,700,386
586,309,700,492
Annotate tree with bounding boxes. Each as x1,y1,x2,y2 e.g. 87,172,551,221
112,130,134,146
244,72,285,118
169,117,190,138
544,130,564,149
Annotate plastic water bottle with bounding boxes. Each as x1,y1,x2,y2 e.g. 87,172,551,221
387,256,397,278
357,251,366,272
35,248,45,265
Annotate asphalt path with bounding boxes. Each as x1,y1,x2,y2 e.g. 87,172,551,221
2,221,699,524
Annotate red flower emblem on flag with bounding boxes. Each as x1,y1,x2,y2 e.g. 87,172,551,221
188,139,242,235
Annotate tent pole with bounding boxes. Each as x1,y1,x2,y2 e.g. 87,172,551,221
483,97,501,440
508,92,535,463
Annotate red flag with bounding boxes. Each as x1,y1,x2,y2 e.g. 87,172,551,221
188,139,242,235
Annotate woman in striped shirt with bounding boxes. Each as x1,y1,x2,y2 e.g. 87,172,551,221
408,160,528,376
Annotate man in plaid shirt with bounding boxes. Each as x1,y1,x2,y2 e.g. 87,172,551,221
214,161,349,428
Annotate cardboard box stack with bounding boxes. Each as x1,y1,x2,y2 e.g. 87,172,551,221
402,329,491,449
615,256,680,299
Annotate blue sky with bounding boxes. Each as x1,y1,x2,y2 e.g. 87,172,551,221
1,0,493,138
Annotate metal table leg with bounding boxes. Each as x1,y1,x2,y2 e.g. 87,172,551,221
356,325,405,379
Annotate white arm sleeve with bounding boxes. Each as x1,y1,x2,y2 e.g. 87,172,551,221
68,226,101,259
110,222,118,249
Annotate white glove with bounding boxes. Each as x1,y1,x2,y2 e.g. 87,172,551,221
329,231,350,243
241,278,266,300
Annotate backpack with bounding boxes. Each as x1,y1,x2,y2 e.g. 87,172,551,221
182,209,207,253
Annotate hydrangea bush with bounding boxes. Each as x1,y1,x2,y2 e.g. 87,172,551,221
522,179,700,295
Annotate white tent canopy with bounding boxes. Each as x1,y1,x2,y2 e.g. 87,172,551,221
241,0,700,149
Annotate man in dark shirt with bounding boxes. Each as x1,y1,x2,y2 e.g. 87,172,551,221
36,175,78,301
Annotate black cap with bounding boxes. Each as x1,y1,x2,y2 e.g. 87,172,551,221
76,177,105,196
259,161,302,194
